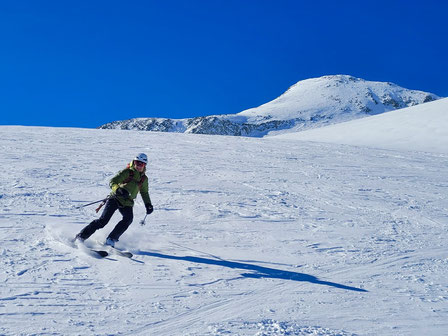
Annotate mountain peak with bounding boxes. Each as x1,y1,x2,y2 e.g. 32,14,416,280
99,75,440,137
313,74,360,82
294,75,364,87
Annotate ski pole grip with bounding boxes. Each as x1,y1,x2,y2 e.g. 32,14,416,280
95,201,105,213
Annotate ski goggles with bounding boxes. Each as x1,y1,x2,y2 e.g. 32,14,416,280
135,161,146,167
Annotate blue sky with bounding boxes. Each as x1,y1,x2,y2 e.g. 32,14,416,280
1,0,447,128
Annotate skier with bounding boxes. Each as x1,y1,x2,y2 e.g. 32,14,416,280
75,153,154,247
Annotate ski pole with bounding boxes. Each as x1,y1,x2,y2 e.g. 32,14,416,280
74,197,109,209
95,198,108,213
140,214,148,226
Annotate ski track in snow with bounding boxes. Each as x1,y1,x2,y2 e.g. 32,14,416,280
0,126,447,335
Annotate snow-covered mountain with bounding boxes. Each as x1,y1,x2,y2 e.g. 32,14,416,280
99,75,439,137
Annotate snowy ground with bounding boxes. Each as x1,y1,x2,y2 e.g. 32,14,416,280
273,98,448,155
1,125,448,335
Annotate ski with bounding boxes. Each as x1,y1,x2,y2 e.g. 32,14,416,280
106,246,133,258
73,238,109,258
74,238,132,258
91,250,109,258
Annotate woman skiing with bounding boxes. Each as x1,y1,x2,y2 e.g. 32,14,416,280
75,153,153,247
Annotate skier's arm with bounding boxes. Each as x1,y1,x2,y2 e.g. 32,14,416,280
109,169,131,193
140,177,152,207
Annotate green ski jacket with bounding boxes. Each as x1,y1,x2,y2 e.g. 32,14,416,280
109,162,152,207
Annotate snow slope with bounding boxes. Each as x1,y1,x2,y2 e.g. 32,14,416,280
272,98,448,154
1,125,448,335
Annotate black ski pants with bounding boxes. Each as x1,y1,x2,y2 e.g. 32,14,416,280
79,197,133,241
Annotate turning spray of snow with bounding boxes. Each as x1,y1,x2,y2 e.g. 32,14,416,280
1,97,447,336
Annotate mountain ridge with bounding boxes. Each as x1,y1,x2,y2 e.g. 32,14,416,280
98,75,439,137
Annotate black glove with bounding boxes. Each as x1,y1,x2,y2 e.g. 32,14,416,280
115,187,130,199
145,203,154,215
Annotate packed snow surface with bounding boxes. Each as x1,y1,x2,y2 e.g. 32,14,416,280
1,125,447,335
273,98,448,154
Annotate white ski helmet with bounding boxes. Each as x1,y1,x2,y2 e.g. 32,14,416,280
134,153,148,164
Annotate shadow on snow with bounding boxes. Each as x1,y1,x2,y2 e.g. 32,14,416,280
138,250,367,292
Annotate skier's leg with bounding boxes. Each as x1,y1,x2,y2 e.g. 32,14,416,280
107,206,133,242
77,198,119,240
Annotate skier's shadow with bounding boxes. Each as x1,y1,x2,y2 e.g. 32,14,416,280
137,250,367,292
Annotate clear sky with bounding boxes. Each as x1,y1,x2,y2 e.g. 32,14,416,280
0,0,447,128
